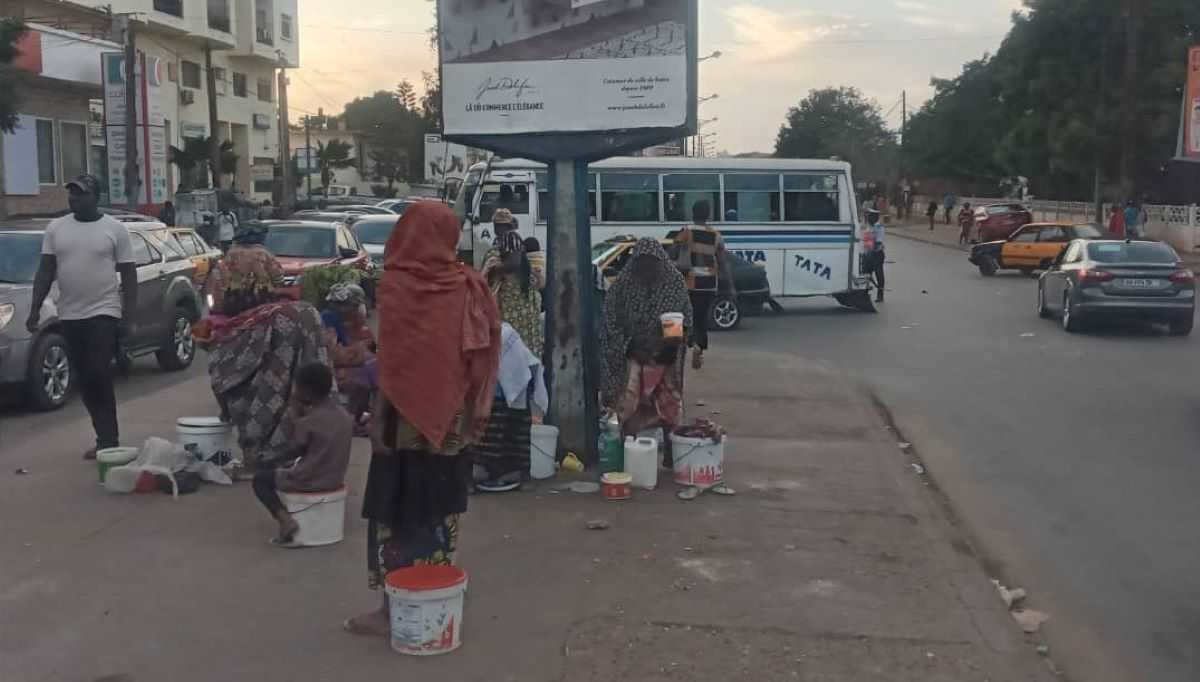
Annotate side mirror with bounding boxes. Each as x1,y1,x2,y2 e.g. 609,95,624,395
340,247,359,259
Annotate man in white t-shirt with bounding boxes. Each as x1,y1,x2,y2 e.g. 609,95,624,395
26,175,137,459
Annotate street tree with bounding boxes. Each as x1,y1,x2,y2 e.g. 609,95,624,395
775,87,897,182
343,89,426,182
0,18,27,133
315,139,355,191
397,79,418,112
169,137,238,189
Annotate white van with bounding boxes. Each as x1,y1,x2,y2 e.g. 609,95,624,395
458,157,875,310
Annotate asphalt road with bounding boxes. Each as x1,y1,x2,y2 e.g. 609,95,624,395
732,236,1200,682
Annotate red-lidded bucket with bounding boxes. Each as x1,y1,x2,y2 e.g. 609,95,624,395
385,565,468,656
601,472,633,501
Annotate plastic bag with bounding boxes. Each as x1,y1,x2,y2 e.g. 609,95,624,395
188,461,233,486
103,437,190,497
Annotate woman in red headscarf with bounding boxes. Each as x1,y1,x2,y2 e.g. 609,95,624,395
345,201,501,637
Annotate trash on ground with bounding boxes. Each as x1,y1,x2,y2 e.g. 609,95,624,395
911,463,926,475
898,442,912,450
695,399,706,407
13,468,29,475
922,290,929,294
586,519,610,531
991,579,1027,608
1012,608,1050,633
1020,332,1037,338
569,481,600,494
1037,645,1050,657
672,578,694,591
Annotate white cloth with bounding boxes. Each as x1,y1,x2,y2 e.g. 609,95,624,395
40,214,133,320
497,322,548,415
217,211,238,242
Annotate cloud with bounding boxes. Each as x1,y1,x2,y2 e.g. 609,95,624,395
723,4,864,64
894,0,934,12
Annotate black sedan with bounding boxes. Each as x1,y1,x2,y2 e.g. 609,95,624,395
1037,239,1195,335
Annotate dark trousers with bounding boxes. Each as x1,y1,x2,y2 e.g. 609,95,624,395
252,471,285,515
60,316,119,449
689,290,715,351
871,251,886,300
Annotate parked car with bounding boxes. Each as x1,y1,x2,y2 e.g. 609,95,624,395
261,220,374,302
0,223,201,410
591,236,773,331
972,203,1034,243
375,198,414,214
290,211,368,224
969,222,1104,276
1037,239,1195,335
350,215,398,267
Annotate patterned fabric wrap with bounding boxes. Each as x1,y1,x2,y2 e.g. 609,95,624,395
209,301,329,469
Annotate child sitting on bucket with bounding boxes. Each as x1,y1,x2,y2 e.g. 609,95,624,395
252,362,353,547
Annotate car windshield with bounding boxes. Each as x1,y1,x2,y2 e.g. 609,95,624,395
1087,242,1177,264
986,205,1022,215
0,233,42,283
264,226,336,258
1073,224,1104,239
353,220,396,245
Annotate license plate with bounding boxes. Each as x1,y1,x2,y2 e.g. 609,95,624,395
1120,278,1159,288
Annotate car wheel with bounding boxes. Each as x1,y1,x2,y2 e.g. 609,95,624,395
26,332,72,410
710,295,741,331
978,257,998,277
1169,315,1194,337
1019,267,1037,278
156,308,196,371
1037,283,1051,319
1062,291,1083,333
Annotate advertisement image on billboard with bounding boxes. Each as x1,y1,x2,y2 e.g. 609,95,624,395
438,0,694,137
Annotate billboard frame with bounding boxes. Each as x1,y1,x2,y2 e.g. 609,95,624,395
435,0,699,162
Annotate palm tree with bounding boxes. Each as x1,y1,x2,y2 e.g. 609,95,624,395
169,136,239,189
315,139,355,191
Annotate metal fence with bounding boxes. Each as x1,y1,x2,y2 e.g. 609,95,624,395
946,197,1200,254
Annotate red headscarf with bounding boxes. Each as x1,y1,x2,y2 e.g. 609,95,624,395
377,201,500,448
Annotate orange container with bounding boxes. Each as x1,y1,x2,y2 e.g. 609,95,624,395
600,472,633,501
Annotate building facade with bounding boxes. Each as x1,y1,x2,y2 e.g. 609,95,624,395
1,0,299,217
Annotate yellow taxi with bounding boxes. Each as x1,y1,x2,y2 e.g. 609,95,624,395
969,222,1106,276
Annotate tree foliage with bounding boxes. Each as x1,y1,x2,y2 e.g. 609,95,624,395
169,137,237,189
0,18,28,134
314,139,355,189
775,87,897,182
343,86,427,183
906,0,1200,200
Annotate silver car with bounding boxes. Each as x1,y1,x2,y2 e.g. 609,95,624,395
0,224,202,410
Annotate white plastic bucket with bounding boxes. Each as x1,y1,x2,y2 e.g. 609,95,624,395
529,424,558,480
386,565,469,656
96,446,139,484
279,486,347,546
176,417,234,464
670,434,725,489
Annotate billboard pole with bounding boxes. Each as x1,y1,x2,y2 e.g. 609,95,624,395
545,159,598,465
121,16,139,212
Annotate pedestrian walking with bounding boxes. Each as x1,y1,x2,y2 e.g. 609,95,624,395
25,175,136,459
670,200,734,371
602,238,693,467
216,208,238,252
866,208,886,303
1108,204,1126,238
252,362,352,547
1124,200,1142,239
157,200,176,226
345,201,501,637
958,202,975,244
926,200,938,231
943,192,956,225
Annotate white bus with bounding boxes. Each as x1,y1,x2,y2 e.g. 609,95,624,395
458,156,876,311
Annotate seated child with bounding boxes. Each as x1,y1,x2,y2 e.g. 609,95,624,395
253,362,353,546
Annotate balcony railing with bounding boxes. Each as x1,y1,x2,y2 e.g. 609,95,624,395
208,17,231,33
153,0,183,18
256,26,273,45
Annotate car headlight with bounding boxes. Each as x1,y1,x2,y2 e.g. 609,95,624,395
0,303,14,331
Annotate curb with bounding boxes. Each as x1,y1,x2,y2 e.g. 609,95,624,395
891,229,971,253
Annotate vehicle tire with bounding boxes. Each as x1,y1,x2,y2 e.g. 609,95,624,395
1169,315,1194,337
978,257,998,277
1062,292,1083,333
26,332,72,411
710,295,741,331
1037,283,1051,319
156,308,196,371
1019,267,1037,278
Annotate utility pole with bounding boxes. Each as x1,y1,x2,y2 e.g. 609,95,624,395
1118,0,1140,199
121,14,139,212
900,89,907,182
276,53,292,217
204,43,221,188
303,114,312,198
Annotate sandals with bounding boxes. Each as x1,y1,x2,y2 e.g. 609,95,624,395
476,479,521,493
343,616,390,638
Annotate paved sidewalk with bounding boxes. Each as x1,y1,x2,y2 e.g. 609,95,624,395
889,217,972,252
0,345,1054,681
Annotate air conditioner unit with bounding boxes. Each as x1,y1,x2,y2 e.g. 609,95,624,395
180,89,195,105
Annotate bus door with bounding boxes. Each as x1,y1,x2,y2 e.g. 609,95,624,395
472,170,535,267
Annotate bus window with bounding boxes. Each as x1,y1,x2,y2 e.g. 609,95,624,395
663,174,720,223
479,183,531,222
723,174,781,222
783,174,840,221
463,169,482,215
600,173,659,222
536,172,597,223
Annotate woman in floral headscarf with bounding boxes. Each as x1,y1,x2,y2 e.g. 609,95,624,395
601,238,693,467
206,221,283,316
483,230,543,358
320,282,376,431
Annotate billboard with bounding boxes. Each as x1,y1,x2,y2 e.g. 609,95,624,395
1185,46,1200,159
102,52,168,205
423,133,489,182
438,0,694,137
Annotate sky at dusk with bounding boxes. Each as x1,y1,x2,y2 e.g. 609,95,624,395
292,0,1025,154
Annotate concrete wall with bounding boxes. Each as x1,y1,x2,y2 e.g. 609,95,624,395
3,85,95,216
